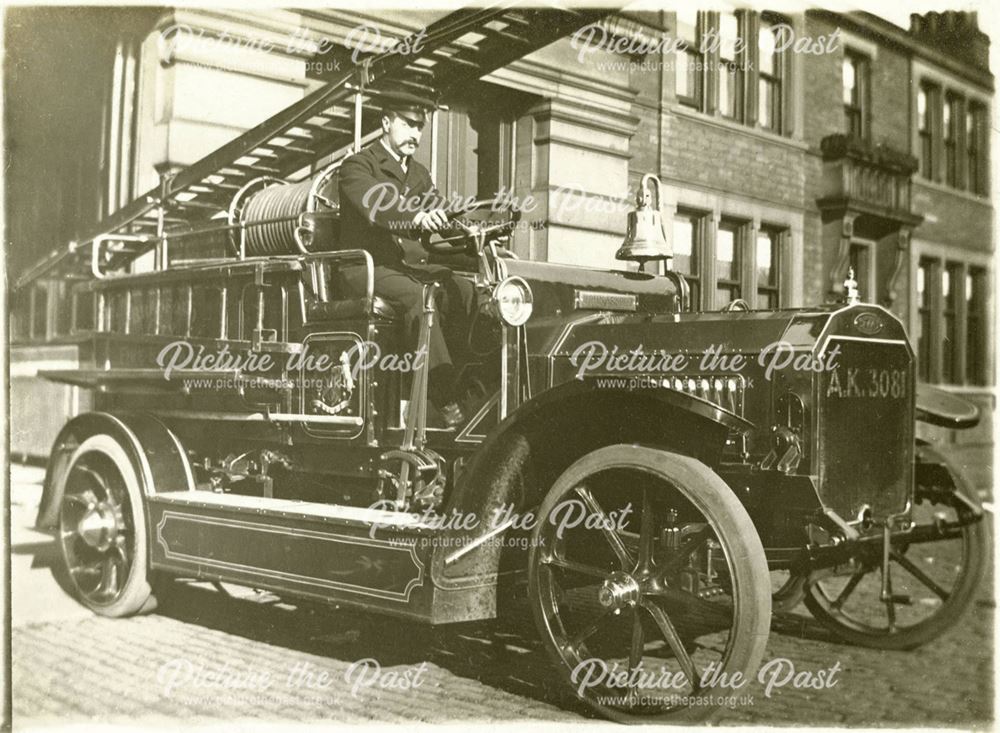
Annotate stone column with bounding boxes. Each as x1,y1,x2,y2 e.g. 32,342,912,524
524,98,640,268
133,9,320,193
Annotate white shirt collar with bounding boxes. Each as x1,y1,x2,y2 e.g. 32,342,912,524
380,137,408,173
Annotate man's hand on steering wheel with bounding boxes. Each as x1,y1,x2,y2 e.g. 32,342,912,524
419,199,520,255
413,208,450,233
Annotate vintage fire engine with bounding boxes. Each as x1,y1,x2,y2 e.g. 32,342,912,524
20,6,987,723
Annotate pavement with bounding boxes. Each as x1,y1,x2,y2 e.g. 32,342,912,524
9,463,995,729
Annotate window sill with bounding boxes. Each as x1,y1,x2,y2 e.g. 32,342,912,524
670,104,808,152
913,177,992,206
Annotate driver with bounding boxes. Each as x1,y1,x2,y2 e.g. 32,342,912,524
338,91,474,428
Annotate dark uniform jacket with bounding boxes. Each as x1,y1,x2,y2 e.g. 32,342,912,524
336,139,476,390
338,140,443,269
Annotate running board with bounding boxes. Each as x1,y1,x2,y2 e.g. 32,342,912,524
145,491,486,623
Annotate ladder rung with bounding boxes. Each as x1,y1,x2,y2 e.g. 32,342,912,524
282,130,316,141
236,164,280,175
171,199,224,211
401,64,436,77
318,109,354,120
275,143,314,155
393,77,438,94
485,27,532,45
306,123,353,136
501,12,532,26
432,50,481,69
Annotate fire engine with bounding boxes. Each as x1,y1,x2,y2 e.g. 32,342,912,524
15,5,987,722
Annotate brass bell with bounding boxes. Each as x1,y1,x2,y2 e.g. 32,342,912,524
616,173,671,271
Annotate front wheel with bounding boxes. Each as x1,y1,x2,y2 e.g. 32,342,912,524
57,434,157,617
528,444,770,722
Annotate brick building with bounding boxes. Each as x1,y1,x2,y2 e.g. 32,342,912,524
618,8,994,486
6,6,994,481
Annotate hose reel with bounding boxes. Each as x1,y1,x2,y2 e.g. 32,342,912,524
228,161,342,257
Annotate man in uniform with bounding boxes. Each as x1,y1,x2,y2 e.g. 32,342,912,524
338,91,474,428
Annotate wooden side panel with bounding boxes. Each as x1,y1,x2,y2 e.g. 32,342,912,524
146,495,437,621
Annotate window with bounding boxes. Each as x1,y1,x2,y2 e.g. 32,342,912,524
715,220,743,307
717,13,743,122
917,256,991,386
967,102,987,195
10,289,30,342
843,51,868,140
672,212,786,311
471,114,514,200
31,285,48,339
918,82,988,194
966,267,987,385
675,8,703,109
756,228,781,308
944,93,961,188
758,20,782,133
916,259,933,382
674,11,785,133
942,262,960,383
917,83,936,179
424,83,531,203
672,212,701,307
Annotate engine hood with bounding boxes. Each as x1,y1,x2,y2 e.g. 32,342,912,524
536,303,910,385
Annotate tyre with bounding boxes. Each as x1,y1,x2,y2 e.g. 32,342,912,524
527,444,770,722
803,445,988,650
57,434,157,617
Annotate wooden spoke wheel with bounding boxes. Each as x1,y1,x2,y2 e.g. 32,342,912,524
58,435,156,617
804,465,987,650
528,445,770,722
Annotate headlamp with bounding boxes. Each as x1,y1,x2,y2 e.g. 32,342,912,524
491,276,533,327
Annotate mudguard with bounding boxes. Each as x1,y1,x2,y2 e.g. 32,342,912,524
425,378,754,622
36,412,195,529
915,383,980,430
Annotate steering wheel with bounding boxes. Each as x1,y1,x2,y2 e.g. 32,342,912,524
420,198,521,255
723,298,751,312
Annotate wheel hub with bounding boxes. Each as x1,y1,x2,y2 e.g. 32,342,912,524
598,571,641,610
76,501,120,552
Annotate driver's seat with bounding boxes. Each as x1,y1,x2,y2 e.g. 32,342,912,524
304,254,401,322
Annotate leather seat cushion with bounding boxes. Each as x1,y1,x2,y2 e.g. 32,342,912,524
307,296,397,322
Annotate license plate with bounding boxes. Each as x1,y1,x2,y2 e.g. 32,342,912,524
824,366,908,399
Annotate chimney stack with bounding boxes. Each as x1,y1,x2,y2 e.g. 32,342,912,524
909,11,990,72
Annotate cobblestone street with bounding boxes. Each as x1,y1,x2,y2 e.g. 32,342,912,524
11,464,994,727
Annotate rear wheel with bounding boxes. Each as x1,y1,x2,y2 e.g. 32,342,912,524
57,435,157,617
528,444,770,722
